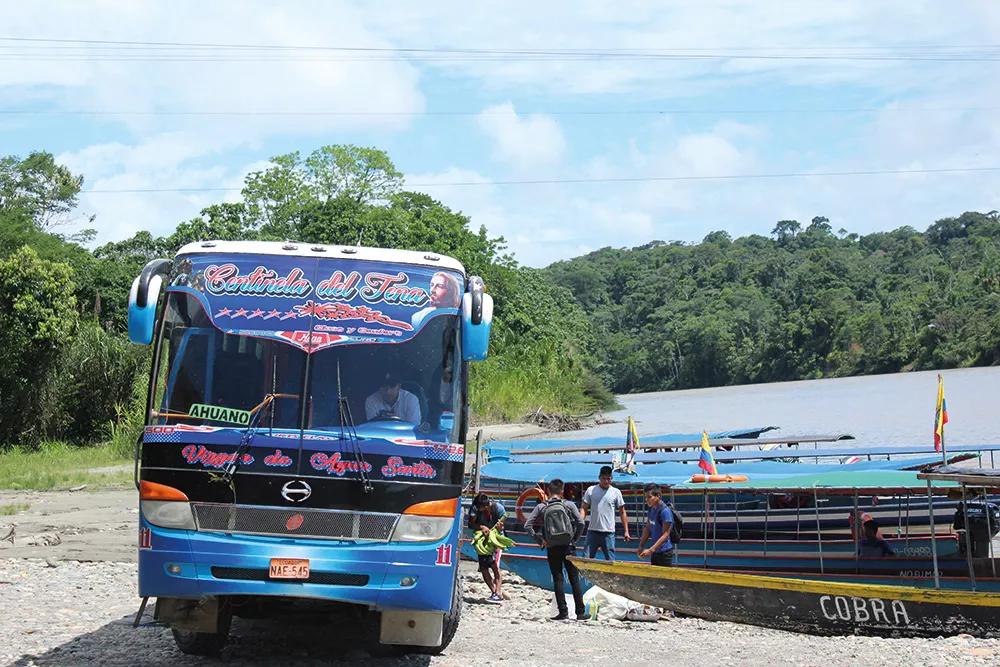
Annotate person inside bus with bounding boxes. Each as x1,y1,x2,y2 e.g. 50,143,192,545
365,372,422,423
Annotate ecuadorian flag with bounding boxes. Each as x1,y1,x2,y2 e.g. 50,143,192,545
934,374,948,453
621,416,639,471
698,430,718,475
626,416,639,454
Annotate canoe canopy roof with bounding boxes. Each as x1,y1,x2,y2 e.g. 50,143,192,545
671,469,960,495
484,426,780,454
480,457,956,494
918,465,1000,488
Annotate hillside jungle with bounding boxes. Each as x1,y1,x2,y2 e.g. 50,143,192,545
1,145,997,459
546,211,1000,393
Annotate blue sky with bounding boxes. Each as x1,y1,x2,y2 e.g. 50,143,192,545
3,2,1000,266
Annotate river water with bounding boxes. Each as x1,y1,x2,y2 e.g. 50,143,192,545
549,366,1000,447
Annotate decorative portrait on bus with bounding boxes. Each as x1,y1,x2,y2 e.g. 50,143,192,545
411,271,461,327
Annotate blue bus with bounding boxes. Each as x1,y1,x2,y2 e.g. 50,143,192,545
127,240,493,655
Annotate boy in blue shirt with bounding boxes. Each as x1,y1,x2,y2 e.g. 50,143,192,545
637,483,675,566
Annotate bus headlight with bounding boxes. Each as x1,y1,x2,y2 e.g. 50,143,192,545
141,500,196,530
390,515,454,542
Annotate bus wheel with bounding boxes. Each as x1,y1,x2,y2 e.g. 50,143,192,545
416,570,462,655
171,604,232,656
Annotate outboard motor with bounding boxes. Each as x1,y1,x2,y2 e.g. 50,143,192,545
953,501,1000,558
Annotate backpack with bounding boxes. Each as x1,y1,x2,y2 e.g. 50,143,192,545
542,499,575,546
657,501,683,547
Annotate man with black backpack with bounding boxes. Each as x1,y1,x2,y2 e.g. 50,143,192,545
637,483,679,566
524,478,586,620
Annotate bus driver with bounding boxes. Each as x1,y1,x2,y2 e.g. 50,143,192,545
365,372,421,424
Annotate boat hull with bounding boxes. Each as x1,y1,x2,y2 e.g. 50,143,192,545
465,535,973,579
573,558,1000,638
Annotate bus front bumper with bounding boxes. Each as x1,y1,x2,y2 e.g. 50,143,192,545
137,521,458,612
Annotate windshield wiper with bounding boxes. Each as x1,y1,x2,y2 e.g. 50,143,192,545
221,394,274,485
337,359,373,494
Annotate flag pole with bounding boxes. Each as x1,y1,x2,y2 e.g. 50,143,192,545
940,424,946,466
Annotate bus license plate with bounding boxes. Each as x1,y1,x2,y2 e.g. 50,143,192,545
269,558,310,579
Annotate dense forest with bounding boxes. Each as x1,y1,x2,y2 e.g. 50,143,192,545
0,146,611,449
546,213,1000,393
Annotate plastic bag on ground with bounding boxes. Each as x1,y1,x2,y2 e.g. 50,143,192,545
546,586,664,621
581,585,634,620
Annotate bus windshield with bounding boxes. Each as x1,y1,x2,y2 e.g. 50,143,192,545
153,290,462,443
307,314,462,442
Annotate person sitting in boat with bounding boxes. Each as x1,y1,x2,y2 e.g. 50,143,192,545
858,518,895,557
365,372,421,424
468,492,507,603
637,483,675,566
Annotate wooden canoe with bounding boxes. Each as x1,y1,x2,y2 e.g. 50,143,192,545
571,558,1000,638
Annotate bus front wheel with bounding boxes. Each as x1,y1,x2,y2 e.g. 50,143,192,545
415,570,462,655
171,603,232,656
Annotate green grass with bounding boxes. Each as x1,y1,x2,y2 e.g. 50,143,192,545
0,441,132,491
469,346,618,425
0,502,30,515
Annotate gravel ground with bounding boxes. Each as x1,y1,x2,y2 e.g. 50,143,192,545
2,559,1000,667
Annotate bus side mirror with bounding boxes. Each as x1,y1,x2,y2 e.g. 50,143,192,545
128,258,172,345
462,276,493,361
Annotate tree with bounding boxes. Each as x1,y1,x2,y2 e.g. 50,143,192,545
771,219,800,243
305,145,403,204
241,145,404,238
0,246,79,446
0,152,84,229
808,216,832,234
546,210,1000,393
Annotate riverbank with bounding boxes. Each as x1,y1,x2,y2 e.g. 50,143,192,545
2,558,998,666
0,443,132,492
3,489,1000,664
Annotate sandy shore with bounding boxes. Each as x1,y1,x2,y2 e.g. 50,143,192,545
1,557,998,666
2,463,999,664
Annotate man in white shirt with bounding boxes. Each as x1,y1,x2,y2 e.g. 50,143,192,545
580,465,630,561
365,372,421,423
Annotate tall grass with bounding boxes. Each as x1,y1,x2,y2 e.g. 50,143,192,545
0,441,132,490
107,372,149,459
469,340,617,424
53,320,147,444
0,502,30,515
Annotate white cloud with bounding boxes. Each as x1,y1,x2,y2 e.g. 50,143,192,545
6,1,1000,268
0,1,426,138
56,132,254,243
2,1,428,244
406,121,762,265
476,103,566,169
367,1,1000,97
672,133,746,176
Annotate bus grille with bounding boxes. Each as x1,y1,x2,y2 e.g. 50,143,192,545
191,503,399,541
211,567,369,586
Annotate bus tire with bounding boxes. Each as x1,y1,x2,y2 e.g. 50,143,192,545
415,569,462,655
171,604,232,656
